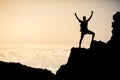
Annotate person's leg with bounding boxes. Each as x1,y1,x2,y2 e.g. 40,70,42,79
87,30,95,48
87,30,95,41
92,32,95,41
79,33,84,48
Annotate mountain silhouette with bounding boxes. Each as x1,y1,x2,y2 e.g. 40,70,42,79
0,61,54,80
0,12,120,80
55,12,120,80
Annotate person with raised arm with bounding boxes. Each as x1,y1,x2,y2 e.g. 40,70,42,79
75,11,95,48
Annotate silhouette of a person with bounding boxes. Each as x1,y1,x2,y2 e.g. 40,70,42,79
75,11,95,48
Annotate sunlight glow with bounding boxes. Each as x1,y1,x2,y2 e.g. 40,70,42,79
1,0,120,46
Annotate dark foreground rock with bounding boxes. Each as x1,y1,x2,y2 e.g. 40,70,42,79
0,61,54,80
55,12,120,80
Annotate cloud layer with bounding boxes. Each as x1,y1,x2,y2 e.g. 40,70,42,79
0,47,70,74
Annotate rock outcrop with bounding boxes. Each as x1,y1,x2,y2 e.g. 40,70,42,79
55,12,120,80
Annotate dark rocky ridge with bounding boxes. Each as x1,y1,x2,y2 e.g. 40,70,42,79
55,12,120,80
0,61,54,80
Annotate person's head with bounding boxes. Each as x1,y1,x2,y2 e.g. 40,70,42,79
83,16,86,21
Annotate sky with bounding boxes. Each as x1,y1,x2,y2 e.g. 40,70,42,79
0,0,120,47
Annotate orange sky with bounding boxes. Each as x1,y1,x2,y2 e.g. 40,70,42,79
0,0,120,47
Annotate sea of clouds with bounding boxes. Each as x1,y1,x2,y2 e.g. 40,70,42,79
0,45,70,74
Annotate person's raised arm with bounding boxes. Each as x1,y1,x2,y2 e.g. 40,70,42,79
87,11,93,21
74,13,82,22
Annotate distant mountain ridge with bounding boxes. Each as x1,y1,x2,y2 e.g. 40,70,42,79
0,61,54,80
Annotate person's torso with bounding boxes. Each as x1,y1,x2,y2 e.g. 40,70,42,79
80,21,88,32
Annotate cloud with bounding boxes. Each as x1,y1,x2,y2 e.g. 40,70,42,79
0,47,70,74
